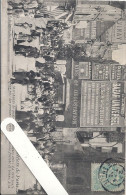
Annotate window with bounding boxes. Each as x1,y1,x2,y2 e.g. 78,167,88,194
96,147,102,152
111,147,117,153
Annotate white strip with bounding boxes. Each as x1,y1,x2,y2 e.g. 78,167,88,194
55,12,68,20
65,13,73,23
1,118,69,195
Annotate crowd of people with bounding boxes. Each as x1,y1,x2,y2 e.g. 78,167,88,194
8,0,114,167
8,0,74,172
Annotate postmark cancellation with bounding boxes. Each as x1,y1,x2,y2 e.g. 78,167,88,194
91,163,125,192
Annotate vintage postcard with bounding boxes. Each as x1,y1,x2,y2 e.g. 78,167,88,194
1,0,126,195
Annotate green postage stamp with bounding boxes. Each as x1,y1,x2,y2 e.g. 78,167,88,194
91,163,125,192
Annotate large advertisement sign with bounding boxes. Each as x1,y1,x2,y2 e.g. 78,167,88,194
64,79,81,127
92,63,126,81
80,81,125,127
111,64,126,80
92,63,110,80
73,61,91,80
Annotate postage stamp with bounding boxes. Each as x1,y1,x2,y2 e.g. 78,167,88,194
91,163,125,192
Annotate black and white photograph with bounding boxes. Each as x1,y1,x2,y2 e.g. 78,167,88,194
1,0,126,195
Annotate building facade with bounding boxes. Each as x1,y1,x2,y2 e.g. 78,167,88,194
74,4,122,21
106,19,126,43
73,21,97,43
56,60,126,131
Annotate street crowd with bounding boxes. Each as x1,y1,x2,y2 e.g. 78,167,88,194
8,0,113,169
8,0,73,173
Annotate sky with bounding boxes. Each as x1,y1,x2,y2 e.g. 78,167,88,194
112,44,126,65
